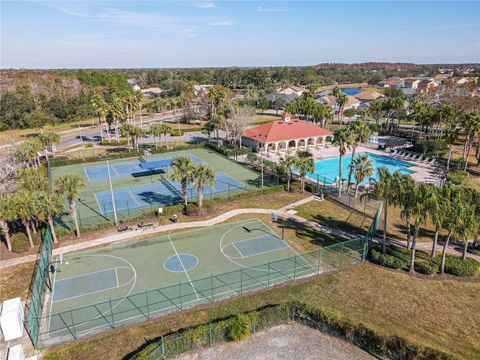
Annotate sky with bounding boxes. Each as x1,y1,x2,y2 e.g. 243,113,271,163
1,0,479,68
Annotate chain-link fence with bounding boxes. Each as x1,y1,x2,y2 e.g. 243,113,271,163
35,238,366,348
25,226,53,348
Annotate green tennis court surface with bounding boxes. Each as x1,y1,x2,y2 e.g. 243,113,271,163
50,148,279,229
39,218,367,346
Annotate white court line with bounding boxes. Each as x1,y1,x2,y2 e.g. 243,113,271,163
111,164,120,177
115,268,119,287
232,241,289,259
47,259,58,335
128,190,141,206
53,267,116,282
168,235,200,301
93,193,105,216
83,167,92,182
258,218,316,273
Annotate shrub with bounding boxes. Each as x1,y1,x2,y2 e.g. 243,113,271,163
84,143,94,148
369,248,406,269
438,254,480,277
12,231,41,253
227,315,251,341
99,139,128,146
414,260,438,275
447,170,469,185
205,142,252,157
170,129,183,137
412,139,448,156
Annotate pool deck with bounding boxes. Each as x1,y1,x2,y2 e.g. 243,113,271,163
261,145,444,185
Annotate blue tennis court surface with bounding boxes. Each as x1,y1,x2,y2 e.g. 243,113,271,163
52,268,118,303
233,235,288,257
94,172,247,215
84,155,203,182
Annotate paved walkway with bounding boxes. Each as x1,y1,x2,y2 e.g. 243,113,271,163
1,196,477,269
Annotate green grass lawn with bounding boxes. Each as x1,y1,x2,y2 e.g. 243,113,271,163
295,198,446,244
252,114,281,124
41,264,480,360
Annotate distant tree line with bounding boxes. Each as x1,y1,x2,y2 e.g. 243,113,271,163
0,70,131,131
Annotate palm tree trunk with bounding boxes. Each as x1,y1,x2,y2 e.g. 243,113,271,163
440,231,452,275
48,216,58,244
354,181,360,198
31,220,37,234
462,240,469,260
22,218,34,248
198,185,204,207
155,136,158,149
464,145,471,171
338,155,343,195
347,147,356,190
431,228,439,257
382,204,388,254
182,180,188,209
287,175,291,192
406,220,411,249
0,220,12,251
70,201,81,238
446,147,452,170
300,177,305,193
409,227,420,273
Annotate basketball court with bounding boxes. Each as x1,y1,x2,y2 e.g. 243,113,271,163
41,218,338,345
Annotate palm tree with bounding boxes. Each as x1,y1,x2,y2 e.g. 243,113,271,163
110,96,125,141
150,123,163,149
91,94,110,141
439,184,462,275
295,151,314,193
336,93,348,123
346,121,372,190
397,174,416,249
39,132,61,158
37,191,65,244
426,186,443,256
371,167,395,254
352,154,374,197
193,164,216,208
279,156,297,192
332,127,351,194
134,90,144,126
461,112,480,170
15,139,42,168
12,192,36,248
408,183,430,273
171,157,195,210
0,195,16,251
55,174,85,238
17,168,48,193
444,122,459,170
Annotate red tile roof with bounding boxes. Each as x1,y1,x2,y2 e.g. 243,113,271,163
243,119,332,143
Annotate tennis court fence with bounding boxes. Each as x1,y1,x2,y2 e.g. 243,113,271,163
31,238,368,348
25,226,54,348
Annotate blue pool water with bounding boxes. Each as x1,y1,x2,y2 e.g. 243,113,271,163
341,87,361,96
307,153,415,184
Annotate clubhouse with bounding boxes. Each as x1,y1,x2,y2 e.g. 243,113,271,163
242,113,333,154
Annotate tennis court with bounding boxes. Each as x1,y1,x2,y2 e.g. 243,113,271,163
39,218,363,346
94,172,247,215
84,154,203,182
51,148,279,229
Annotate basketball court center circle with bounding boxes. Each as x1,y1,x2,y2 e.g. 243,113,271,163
163,254,199,272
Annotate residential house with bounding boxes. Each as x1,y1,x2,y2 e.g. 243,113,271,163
142,87,164,97
317,95,360,112
353,90,384,104
417,80,439,94
382,77,404,88
278,85,305,96
403,78,421,89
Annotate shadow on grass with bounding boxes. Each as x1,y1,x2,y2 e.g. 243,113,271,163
281,218,345,248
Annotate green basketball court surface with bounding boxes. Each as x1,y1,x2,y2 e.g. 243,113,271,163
39,218,366,346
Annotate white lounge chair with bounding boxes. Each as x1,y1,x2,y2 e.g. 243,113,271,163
416,155,423,162
404,153,412,160
428,158,437,165
423,157,430,163
396,151,404,157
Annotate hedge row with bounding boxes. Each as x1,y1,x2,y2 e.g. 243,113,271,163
368,246,480,277
129,302,453,360
49,143,204,167
98,139,128,146
294,302,454,360
205,142,252,156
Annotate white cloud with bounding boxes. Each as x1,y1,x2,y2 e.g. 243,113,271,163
256,6,286,13
207,17,233,26
194,2,217,9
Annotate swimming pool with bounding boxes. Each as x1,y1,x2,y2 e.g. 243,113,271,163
341,87,361,96
307,153,415,184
